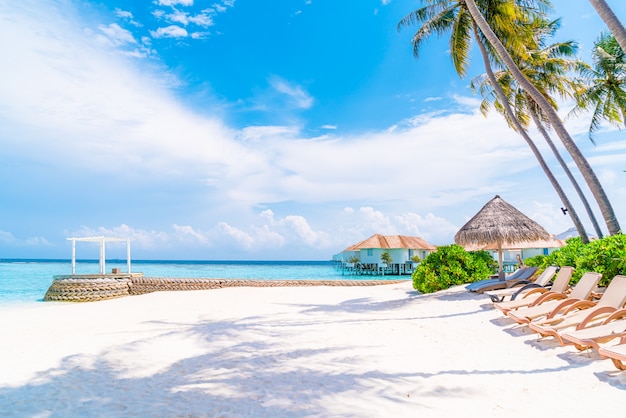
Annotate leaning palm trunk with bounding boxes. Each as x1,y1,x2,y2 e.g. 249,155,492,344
464,0,621,235
474,28,590,243
589,0,626,54
528,106,604,239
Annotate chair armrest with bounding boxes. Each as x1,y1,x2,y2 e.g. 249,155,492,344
600,308,626,325
510,284,542,300
559,300,597,316
519,287,549,299
574,306,618,330
544,299,581,318
530,292,566,307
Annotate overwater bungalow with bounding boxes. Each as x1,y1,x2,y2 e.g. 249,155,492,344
334,234,436,276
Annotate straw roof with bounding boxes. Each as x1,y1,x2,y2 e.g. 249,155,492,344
454,195,551,247
343,234,436,252
463,237,566,252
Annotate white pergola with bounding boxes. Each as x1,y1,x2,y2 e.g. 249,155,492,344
67,236,132,275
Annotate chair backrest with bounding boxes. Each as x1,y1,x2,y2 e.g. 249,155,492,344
534,266,558,287
597,275,626,308
568,272,602,300
517,266,538,280
551,266,574,293
505,268,526,281
506,266,538,285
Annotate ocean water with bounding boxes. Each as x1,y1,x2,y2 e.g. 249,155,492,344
0,259,403,306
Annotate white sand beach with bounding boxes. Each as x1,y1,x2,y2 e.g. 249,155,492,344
1,281,625,417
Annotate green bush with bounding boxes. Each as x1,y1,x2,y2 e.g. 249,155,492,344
522,255,545,267
532,234,626,287
412,244,494,293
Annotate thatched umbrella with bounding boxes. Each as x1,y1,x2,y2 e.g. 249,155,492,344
454,195,552,278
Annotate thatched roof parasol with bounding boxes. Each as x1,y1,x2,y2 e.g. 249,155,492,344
454,195,552,277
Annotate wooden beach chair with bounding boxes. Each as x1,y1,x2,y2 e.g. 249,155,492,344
560,307,626,351
485,266,558,303
466,266,538,294
598,337,626,370
493,267,573,315
506,272,601,325
528,275,626,345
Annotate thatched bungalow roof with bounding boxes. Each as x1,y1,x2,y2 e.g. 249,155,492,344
454,195,552,277
454,195,551,247
343,234,436,252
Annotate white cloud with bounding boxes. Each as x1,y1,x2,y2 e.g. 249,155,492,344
167,10,190,25
269,77,314,109
189,13,215,27
97,23,137,47
190,31,211,39
172,224,209,244
357,207,397,235
0,231,51,247
215,222,256,250
394,212,458,243
68,225,169,250
156,0,194,6
150,25,189,38
115,9,133,19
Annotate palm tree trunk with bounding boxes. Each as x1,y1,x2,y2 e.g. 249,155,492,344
464,0,621,235
473,27,590,243
528,106,604,239
589,0,626,53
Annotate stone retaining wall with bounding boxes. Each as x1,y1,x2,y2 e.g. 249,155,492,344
44,276,409,302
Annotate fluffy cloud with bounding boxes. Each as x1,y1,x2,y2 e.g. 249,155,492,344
150,25,189,38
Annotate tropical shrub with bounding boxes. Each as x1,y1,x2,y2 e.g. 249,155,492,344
412,244,494,293
522,255,545,267
531,234,626,287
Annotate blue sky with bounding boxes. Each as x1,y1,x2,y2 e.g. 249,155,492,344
1,0,625,260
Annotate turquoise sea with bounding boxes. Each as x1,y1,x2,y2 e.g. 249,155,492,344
0,259,403,307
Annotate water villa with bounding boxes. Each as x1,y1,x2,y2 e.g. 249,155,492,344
334,234,436,276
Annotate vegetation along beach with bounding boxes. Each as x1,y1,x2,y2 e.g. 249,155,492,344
1,0,626,417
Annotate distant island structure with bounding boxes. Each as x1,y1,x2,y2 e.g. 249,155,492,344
334,234,436,276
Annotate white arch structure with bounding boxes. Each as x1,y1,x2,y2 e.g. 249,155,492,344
67,236,132,275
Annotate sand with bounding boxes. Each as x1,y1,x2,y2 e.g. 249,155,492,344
0,281,625,417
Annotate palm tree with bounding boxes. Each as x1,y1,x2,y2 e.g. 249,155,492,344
569,32,626,143
588,0,626,54
398,1,593,240
462,0,621,235
473,28,591,243
471,21,604,239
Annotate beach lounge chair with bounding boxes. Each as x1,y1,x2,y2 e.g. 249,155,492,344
506,272,601,325
598,337,626,370
560,307,626,351
527,275,626,345
466,266,538,293
465,267,527,291
492,266,573,315
485,266,558,303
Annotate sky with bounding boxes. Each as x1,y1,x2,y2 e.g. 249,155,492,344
0,0,625,261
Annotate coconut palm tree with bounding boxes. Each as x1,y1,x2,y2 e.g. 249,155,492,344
462,0,621,235
398,1,594,240
476,32,591,242
588,0,626,54
471,20,604,239
569,32,626,143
